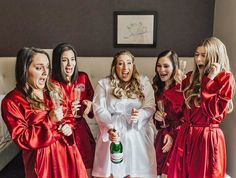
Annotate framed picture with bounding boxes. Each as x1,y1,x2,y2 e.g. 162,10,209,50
114,11,157,48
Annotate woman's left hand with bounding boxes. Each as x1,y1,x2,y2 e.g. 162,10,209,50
82,100,92,115
162,134,173,153
108,129,120,143
208,62,221,80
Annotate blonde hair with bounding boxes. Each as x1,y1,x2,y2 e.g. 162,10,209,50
184,37,235,113
110,50,145,103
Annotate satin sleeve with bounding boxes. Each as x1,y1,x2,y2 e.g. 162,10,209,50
201,71,234,120
136,76,156,130
1,98,60,150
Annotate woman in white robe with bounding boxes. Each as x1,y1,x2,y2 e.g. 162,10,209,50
92,50,157,178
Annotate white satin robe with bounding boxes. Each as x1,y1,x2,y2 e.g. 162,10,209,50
92,76,157,178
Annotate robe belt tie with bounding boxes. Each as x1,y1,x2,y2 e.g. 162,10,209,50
184,121,219,129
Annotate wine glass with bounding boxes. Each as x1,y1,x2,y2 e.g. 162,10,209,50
157,100,169,128
50,91,61,108
177,59,187,91
73,87,81,118
130,108,138,128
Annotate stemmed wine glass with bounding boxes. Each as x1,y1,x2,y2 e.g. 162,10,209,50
50,91,61,109
177,59,187,91
73,87,81,118
157,100,169,128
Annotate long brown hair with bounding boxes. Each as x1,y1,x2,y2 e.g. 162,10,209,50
15,47,61,110
52,43,78,83
153,50,179,97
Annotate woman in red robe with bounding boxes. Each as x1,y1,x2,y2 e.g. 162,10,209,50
167,37,235,178
1,47,87,178
152,50,183,178
52,43,95,177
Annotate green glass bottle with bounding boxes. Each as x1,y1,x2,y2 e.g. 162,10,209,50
110,129,123,164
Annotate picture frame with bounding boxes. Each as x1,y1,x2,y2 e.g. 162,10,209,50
114,11,157,48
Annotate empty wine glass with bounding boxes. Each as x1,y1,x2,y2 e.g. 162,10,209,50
177,59,187,91
157,100,169,128
131,108,138,124
73,87,81,118
50,91,61,108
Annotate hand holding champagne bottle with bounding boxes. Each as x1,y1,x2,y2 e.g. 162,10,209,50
109,129,123,164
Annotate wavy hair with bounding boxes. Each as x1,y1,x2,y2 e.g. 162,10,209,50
110,50,145,103
184,37,235,113
153,50,179,97
15,47,62,110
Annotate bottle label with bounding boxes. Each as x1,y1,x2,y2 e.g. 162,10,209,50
111,153,123,164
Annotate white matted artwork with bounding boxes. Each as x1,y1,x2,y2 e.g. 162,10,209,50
114,11,157,48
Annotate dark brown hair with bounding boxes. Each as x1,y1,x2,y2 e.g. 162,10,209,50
152,50,179,96
52,43,78,83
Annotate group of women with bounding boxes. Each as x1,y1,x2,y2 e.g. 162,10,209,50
1,36,235,178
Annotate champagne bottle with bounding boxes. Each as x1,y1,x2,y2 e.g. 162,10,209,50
110,129,123,164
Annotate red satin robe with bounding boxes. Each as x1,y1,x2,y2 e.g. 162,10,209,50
154,85,183,175
53,71,96,169
167,71,233,178
1,89,87,178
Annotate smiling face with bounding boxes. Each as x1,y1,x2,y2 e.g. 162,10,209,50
27,53,49,90
115,54,134,82
60,50,76,82
194,46,206,73
156,56,174,84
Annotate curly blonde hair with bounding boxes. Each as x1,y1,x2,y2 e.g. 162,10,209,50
110,50,145,103
184,37,235,113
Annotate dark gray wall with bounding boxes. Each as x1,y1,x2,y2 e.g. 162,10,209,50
0,0,215,57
